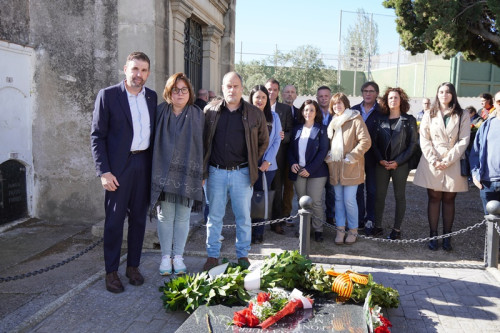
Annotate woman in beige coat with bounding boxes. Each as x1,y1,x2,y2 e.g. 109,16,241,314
326,93,371,245
413,82,470,251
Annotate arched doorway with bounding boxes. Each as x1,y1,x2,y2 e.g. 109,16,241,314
0,160,28,224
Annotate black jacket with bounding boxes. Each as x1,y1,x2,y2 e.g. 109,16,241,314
371,113,418,166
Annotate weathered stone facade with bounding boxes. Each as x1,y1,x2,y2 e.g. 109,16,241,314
0,0,235,223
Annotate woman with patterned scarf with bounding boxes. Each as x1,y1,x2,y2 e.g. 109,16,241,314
150,73,204,275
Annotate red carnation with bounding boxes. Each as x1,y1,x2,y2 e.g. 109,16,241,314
257,292,270,304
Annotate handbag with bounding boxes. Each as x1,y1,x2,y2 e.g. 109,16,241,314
250,172,275,219
458,112,471,177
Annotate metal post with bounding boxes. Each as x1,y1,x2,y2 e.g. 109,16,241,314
485,200,500,268
298,196,313,258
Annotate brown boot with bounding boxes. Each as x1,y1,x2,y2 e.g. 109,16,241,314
126,266,144,286
203,257,219,271
335,227,346,245
345,228,358,245
105,271,124,293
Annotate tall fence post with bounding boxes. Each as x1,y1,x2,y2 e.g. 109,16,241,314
298,196,313,258
485,200,500,268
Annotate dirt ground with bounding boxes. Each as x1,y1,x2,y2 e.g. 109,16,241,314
185,172,490,266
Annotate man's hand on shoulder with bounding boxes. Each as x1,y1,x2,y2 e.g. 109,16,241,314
101,172,119,191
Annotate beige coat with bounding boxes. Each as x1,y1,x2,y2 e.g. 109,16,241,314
413,110,470,192
326,111,371,186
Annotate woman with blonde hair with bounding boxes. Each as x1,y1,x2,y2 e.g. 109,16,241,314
150,73,204,274
326,93,371,245
413,82,470,251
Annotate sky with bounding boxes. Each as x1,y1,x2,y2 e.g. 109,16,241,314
235,0,400,67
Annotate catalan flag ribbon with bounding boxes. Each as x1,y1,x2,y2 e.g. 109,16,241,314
325,270,369,302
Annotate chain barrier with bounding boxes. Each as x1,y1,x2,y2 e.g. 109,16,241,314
0,237,103,284
311,212,488,243
201,214,299,228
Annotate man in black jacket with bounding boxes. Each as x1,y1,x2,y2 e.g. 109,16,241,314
351,81,383,233
266,78,294,234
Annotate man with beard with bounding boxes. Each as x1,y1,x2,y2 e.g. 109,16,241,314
91,52,157,293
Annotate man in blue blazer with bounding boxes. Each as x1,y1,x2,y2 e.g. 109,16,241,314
91,52,157,293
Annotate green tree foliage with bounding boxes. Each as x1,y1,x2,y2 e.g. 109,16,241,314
236,45,342,96
383,0,500,66
342,8,379,70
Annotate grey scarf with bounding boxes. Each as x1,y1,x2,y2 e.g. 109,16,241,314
150,102,204,214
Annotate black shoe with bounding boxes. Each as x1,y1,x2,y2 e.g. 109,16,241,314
428,231,438,251
314,232,324,242
442,237,452,251
294,231,300,238
387,229,401,240
365,226,383,237
358,219,366,230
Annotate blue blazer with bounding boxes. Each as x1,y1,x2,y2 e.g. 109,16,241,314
262,112,282,171
91,81,158,178
288,123,329,181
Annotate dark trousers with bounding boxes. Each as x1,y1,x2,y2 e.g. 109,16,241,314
103,152,150,273
252,170,276,236
282,163,295,217
357,157,377,222
374,163,410,230
325,181,335,218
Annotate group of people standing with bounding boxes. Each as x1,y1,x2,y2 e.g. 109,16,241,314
91,51,500,294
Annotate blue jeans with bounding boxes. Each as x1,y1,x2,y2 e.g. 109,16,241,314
252,170,276,236
206,166,253,258
480,181,500,214
334,184,358,230
157,200,192,257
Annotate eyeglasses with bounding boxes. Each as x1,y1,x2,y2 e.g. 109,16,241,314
172,87,189,95
362,90,376,94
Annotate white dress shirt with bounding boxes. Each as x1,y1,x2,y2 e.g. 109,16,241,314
126,86,151,151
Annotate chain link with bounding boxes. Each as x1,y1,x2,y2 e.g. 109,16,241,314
0,237,103,283
201,214,299,228
312,212,488,244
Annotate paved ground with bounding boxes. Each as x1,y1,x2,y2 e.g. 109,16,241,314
1,212,500,333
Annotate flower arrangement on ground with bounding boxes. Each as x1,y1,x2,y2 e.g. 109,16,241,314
159,251,399,314
370,305,393,333
232,288,314,329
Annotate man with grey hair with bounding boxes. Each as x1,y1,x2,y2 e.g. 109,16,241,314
202,72,269,271
194,88,209,110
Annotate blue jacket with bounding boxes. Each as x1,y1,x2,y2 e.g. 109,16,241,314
262,112,282,171
91,81,157,177
352,101,383,164
470,111,497,181
288,123,329,181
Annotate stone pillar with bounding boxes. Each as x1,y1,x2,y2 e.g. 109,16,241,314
202,25,223,91
220,0,236,79
170,0,193,73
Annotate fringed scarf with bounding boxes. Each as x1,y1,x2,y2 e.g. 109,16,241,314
328,108,357,161
150,103,204,215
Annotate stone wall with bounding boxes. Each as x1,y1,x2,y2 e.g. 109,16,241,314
0,0,234,223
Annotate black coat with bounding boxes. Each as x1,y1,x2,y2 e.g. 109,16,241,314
371,113,418,165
